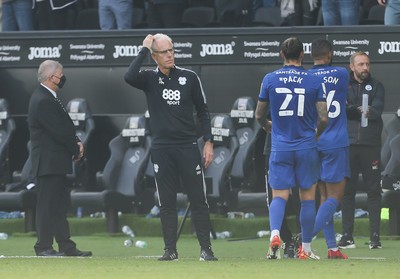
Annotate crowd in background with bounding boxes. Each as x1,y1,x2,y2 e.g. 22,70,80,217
0,0,398,32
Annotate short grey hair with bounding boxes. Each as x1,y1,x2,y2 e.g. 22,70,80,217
37,60,62,82
151,33,173,53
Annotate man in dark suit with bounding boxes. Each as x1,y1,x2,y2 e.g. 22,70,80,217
28,59,92,257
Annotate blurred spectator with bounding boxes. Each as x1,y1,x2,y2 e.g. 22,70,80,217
377,0,400,25
2,0,34,31
0,1,3,30
33,0,78,30
321,0,360,25
146,0,187,28
98,0,133,30
254,0,277,9
253,0,277,16
281,0,320,26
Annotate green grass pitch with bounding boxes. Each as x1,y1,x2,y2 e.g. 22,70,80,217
0,235,399,279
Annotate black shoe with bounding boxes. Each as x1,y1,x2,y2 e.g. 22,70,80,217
369,233,382,249
200,247,218,261
338,234,356,249
381,175,400,192
292,233,302,257
158,249,178,261
283,241,295,259
64,248,92,257
36,249,65,257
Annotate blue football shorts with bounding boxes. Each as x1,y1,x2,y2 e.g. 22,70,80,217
319,146,350,184
268,148,319,190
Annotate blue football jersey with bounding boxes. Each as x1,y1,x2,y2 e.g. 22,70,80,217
309,65,349,150
259,65,326,151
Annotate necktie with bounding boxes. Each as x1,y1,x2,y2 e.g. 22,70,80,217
54,97,67,113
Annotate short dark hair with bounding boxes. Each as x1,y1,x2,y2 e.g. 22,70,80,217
311,39,333,59
280,37,303,61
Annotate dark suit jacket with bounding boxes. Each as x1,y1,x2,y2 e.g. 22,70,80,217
28,85,79,177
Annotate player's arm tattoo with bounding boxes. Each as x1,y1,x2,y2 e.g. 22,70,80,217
255,101,271,131
316,101,328,137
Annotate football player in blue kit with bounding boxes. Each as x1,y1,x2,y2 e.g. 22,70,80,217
256,37,328,260
308,39,350,259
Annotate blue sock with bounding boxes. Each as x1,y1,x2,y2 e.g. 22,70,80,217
313,197,339,236
300,200,316,243
269,197,287,231
323,216,337,249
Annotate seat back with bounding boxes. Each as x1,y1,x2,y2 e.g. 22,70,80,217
252,6,282,26
214,0,253,27
181,6,216,27
75,8,100,30
201,114,239,200
66,98,95,146
360,5,385,25
5,141,34,192
101,114,150,197
229,97,261,188
132,7,147,28
66,98,95,189
0,99,16,185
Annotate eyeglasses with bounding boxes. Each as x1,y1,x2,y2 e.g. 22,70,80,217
153,48,174,55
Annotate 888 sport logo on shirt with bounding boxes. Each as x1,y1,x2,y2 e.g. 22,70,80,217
162,89,181,105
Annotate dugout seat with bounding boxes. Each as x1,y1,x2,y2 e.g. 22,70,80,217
71,114,151,233
66,98,95,190
0,141,37,232
200,114,239,213
0,99,16,186
229,96,262,190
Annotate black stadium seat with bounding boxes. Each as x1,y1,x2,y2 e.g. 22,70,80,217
229,96,262,190
66,98,95,190
71,114,151,233
360,5,385,25
252,6,282,27
200,114,239,213
181,6,217,27
75,8,100,30
0,101,35,232
0,99,16,186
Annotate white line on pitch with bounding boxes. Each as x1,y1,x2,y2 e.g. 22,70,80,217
348,257,386,261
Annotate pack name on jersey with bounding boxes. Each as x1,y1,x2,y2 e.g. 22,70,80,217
279,76,303,84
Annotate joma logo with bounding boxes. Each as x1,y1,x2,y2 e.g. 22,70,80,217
28,46,61,60
113,45,142,58
200,43,234,57
378,41,400,54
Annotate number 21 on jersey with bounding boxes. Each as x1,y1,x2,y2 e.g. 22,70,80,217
275,87,305,117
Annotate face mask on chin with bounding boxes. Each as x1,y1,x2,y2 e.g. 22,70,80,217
57,75,67,89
